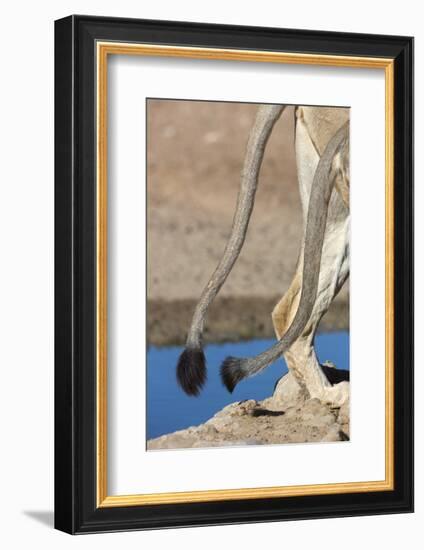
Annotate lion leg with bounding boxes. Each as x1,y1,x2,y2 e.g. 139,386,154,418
272,266,332,399
271,109,350,407
272,215,350,407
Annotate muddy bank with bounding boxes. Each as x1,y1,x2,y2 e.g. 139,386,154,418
147,294,348,346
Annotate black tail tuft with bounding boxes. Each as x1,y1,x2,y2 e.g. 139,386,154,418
220,356,246,393
321,364,350,384
176,347,206,396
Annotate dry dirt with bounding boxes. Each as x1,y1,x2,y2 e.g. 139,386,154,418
147,371,350,450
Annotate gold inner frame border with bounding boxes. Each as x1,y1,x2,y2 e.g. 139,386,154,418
96,41,395,508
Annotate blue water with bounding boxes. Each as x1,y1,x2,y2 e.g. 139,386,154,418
147,332,349,439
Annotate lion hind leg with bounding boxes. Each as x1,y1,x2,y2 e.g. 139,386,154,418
271,232,350,407
271,265,332,397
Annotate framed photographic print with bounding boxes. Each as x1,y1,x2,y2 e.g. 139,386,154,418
54,15,414,534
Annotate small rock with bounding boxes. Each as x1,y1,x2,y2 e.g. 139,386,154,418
270,371,308,409
321,424,344,442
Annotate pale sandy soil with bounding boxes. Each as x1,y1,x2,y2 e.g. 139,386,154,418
147,371,350,449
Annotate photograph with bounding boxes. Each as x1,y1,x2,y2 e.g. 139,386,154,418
146,99,351,450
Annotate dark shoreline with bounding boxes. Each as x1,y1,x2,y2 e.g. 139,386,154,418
147,295,349,347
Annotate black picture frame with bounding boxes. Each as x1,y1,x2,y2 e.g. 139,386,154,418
55,15,414,534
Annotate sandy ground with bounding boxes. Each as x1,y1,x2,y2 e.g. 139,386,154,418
147,100,348,345
147,371,350,449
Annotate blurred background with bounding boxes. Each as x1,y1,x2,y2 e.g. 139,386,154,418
147,99,349,347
